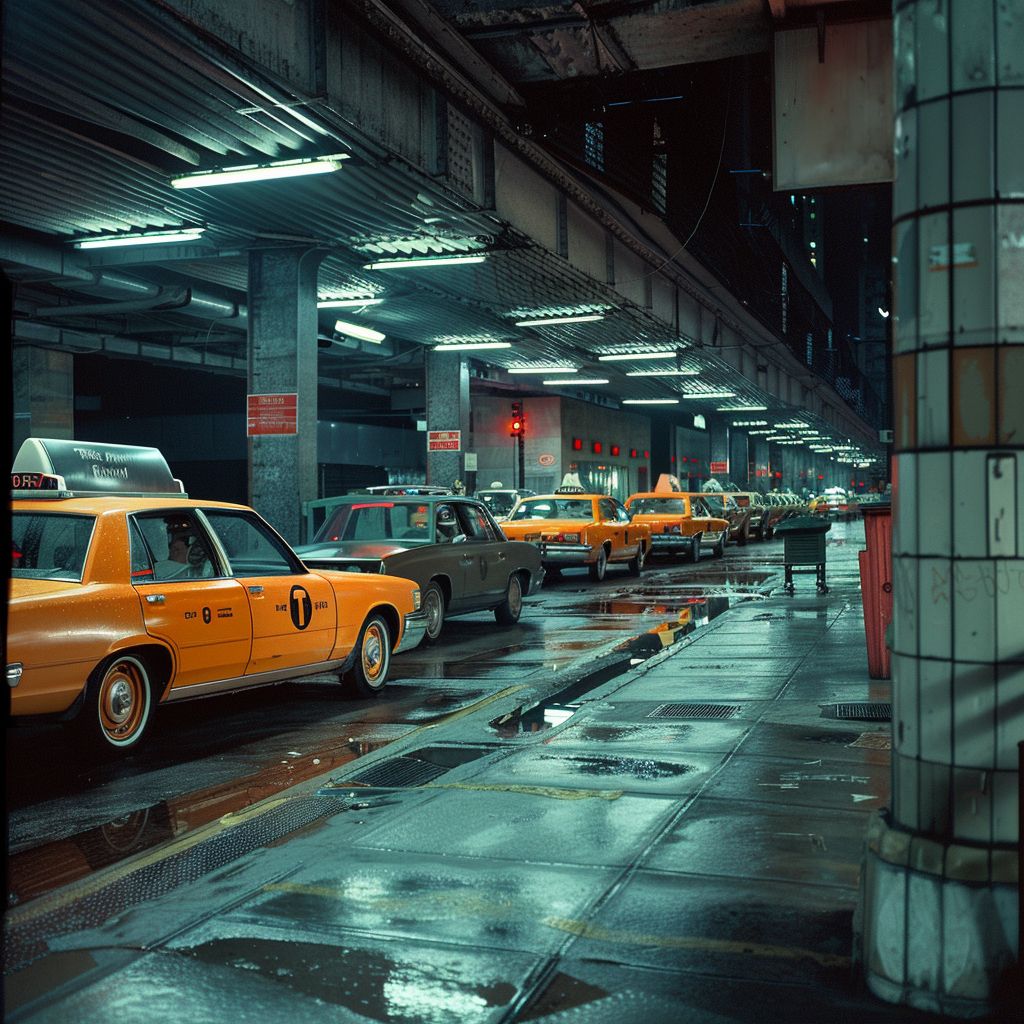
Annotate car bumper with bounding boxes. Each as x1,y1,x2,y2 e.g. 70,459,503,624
395,610,428,652
538,542,592,567
650,535,696,551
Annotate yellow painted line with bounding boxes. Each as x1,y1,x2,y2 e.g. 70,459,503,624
8,798,292,926
424,782,624,800
544,917,851,969
419,684,529,729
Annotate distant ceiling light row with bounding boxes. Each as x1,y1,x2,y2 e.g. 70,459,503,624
543,378,609,386
508,366,577,374
364,255,486,269
683,392,736,400
723,405,768,412
626,368,699,377
433,341,511,350
334,319,385,344
171,154,349,189
598,351,674,362
73,228,204,249
317,297,383,308
622,398,679,405
515,313,604,327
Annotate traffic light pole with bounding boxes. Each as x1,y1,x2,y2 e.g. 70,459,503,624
517,433,525,490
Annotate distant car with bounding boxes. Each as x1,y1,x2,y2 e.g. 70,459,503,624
811,488,858,519
624,492,730,561
8,439,426,755
294,495,543,643
361,484,452,496
686,492,755,545
500,488,651,581
474,487,536,520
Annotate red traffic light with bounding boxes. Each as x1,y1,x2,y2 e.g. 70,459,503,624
510,417,525,437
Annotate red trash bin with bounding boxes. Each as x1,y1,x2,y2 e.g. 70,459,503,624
859,504,892,679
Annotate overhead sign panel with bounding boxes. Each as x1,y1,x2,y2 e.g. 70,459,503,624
773,19,893,190
428,430,461,451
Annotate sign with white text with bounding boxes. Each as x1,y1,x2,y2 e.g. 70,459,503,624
427,430,461,452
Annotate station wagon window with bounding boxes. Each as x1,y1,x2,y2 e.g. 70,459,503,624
630,497,688,515
11,512,94,582
614,502,631,524
203,509,302,577
598,499,617,521
316,501,428,543
131,511,219,582
453,501,496,542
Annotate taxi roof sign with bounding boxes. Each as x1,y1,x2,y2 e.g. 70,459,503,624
11,438,186,497
654,473,683,493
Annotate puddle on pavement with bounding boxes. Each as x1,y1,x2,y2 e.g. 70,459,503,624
6,736,389,909
183,937,517,1021
491,594,737,737
534,752,695,781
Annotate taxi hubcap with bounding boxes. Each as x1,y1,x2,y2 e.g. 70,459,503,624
509,579,522,615
425,592,442,633
363,627,383,677
106,678,134,723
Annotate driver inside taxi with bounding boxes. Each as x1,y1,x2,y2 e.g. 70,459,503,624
155,531,191,579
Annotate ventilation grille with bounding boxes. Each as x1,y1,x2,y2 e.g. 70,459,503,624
647,703,742,720
348,756,451,788
822,702,892,721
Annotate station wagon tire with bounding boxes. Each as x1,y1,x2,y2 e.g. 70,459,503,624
589,546,608,581
494,573,524,625
422,582,446,643
345,614,392,697
627,544,644,576
713,531,727,558
688,533,702,563
74,654,153,755
738,524,749,546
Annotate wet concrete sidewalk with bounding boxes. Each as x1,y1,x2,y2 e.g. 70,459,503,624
5,521,952,1023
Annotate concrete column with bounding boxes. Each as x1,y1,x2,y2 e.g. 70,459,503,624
708,419,730,485
729,430,749,489
858,5,1022,1016
425,348,469,488
12,347,74,453
751,437,770,492
247,245,324,544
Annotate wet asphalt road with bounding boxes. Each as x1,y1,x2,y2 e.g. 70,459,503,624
5,539,781,907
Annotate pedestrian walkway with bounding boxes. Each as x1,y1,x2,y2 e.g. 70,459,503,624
6,521,966,1023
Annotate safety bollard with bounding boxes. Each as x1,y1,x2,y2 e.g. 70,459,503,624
859,503,892,679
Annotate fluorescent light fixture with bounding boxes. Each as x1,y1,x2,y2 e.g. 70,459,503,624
731,420,769,427
543,377,608,385
317,297,383,309
747,429,773,435
775,421,809,429
74,228,204,249
432,341,511,351
515,314,604,327
625,368,699,377
334,319,385,343
720,405,768,412
364,255,486,269
598,351,674,362
622,398,680,405
682,391,736,400
508,366,577,374
171,154,348,189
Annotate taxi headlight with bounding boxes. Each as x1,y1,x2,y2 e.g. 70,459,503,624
412,588,422,611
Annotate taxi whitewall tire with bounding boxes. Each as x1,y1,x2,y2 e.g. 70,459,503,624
494,572,524,625
627,544,644,576
346,614,392,697
422,581,446,643
74,653,153,754
589,545,608,581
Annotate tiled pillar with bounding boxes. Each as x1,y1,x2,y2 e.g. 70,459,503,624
12,347,74,452
709,419,730,484
247,245,323,544
425,348,469,488
751,437,770,491
729,430,749,489
858,4,1022,1015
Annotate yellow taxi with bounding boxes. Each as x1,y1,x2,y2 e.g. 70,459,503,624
7,439,426,755
500,481,651,581
624,475,730,562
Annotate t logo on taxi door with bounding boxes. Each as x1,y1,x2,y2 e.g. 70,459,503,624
289,585,313,630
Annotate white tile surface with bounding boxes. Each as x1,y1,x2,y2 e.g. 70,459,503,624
952,450,988,558
918,557,953,661
918,658,951,763
952,206,995,346
916,452,951,553
952,559,997,664
952,661,995,769
917,351,950,448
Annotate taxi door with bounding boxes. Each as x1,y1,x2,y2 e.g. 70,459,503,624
129,514,252,689
200,509,338,676
689,497,718,538
598,498,624,559
452,500,505,605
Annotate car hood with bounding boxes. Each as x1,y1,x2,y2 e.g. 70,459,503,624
502,518,594,535
295,541,411,561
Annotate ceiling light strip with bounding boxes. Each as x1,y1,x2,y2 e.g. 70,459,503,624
365,255,486,269
171,154,348,189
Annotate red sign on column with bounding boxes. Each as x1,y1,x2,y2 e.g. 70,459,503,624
427,430,461,451
710,460,729,475
247,393,298,436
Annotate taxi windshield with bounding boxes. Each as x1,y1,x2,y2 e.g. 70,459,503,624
630,498,687,515
11,512,94,582
315,501,431,543
510,498,593,521
478,492,516,516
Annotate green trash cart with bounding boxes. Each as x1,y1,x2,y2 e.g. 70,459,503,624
774,515,831,595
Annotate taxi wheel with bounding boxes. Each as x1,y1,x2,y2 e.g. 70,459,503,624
494,573,524,625
737,524,749,546
346,614,392,697
713,531,727,558
627,544,644,576
422,582,446,643
589,547,608,581
76,654,153,754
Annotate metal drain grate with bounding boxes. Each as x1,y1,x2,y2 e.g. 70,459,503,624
822,702,892,721
647,703,742,720
348,756,451,788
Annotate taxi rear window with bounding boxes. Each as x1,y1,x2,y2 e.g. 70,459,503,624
630,498,688,514
510,499,593,521
11,512,94,582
